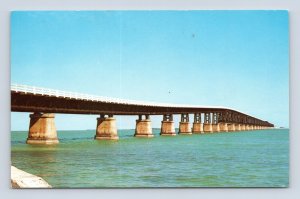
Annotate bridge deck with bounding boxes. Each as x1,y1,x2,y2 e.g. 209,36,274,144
11,84,273,126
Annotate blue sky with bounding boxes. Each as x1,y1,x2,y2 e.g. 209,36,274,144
11,11,289,130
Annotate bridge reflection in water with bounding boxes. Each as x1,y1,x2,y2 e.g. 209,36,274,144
11,84,274,145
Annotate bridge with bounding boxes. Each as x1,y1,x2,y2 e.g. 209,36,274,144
11,84,274,145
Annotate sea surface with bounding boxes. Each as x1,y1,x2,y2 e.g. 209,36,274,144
11,129,289,188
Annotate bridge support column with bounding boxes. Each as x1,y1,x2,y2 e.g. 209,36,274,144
219,122,228,132
134,115,154,138
211,112,220,132
95,115,119,140
26,113,59,145
227,123,236,132
192,113,203,134
192,123,203,134
245,125,249,131
179,122,191,134
241,124,246,131
235,124,241,131
160,114,176,136
212,124,220,132
179,114,192,135
203,123,213,133
249,125,253,131
203,113,213,133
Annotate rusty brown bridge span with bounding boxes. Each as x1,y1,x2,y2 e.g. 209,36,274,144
11,84,274,145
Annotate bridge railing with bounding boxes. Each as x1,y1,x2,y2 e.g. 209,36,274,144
11,84,122,102
11,83,232,110
11,83,181,107
11,83,266,123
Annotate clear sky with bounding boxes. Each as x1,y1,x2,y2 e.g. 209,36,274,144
11,11,289,130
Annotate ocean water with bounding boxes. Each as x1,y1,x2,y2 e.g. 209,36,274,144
11,129,289,188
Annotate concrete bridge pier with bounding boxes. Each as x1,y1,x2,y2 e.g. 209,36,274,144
192,123,203,134
192,113,203,134
160,114,176,136
236,124,241,131
241,124,246,131
227,123,236,132
249,125,254,131
212,124,220,132
203,113,213,133
203,123,213,133
245,125,250,131
219,122,228,132
211,113,220,132
179,113,192,135
95,114,119,140
134,115,154,138
26,113,59,145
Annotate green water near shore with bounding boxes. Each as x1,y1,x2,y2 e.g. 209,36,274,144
11,129,289,188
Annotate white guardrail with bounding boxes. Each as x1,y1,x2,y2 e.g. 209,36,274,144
11,84,262,120
11,83,197,107
11,83,231,110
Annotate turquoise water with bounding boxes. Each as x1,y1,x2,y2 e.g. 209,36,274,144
11,129,289,188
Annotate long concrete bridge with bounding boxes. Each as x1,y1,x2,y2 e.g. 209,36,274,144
11,84,274,145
